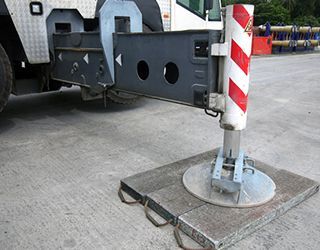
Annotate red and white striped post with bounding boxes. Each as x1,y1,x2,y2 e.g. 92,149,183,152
183,4,276,207
221,4,254,159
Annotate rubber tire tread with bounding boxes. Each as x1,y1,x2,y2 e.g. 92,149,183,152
0,43,12,112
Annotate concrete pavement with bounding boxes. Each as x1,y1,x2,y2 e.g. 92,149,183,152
0,53,319,249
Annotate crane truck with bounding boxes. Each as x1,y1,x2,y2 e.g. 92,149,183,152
2,2,319,248
0,0,222,111
2,0,258,208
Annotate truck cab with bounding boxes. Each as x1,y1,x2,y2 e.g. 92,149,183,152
164,0,222,31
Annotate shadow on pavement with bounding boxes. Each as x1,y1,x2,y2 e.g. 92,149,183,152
0,118,15,135
0,87,147,126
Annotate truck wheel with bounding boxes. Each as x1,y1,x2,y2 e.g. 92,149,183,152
0,43,12,112
107,24,152,104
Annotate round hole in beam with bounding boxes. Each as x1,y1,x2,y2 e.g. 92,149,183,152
137,60,149,81
164,62,179,84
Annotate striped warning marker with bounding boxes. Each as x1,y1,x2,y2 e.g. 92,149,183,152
221,4,254,131
231,39,250,75
229,78,248,113
233,4,253,35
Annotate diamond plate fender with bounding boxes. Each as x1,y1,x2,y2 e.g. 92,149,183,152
3,0,98,64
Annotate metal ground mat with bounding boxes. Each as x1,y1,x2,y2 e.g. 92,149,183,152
120,150,319,249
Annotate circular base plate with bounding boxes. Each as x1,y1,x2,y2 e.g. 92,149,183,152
183,163,276,208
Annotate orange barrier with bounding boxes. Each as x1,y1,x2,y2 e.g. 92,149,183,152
252,36,272,55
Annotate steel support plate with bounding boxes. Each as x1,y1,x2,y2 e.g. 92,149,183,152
183,163,276,208
120,150,319,249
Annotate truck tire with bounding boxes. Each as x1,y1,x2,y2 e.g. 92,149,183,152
0,43,12,112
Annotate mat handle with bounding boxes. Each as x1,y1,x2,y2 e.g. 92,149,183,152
144,200,173,227
174,223,214,250
118,186,141,205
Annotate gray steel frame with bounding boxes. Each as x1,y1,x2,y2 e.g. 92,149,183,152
52,32,113,95
113,30,220,108
52,29,221,108
99,0,143,82
51,0,221,108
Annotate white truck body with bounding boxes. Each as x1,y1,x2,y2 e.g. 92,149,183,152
3,0,222,64
157,0,222,31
